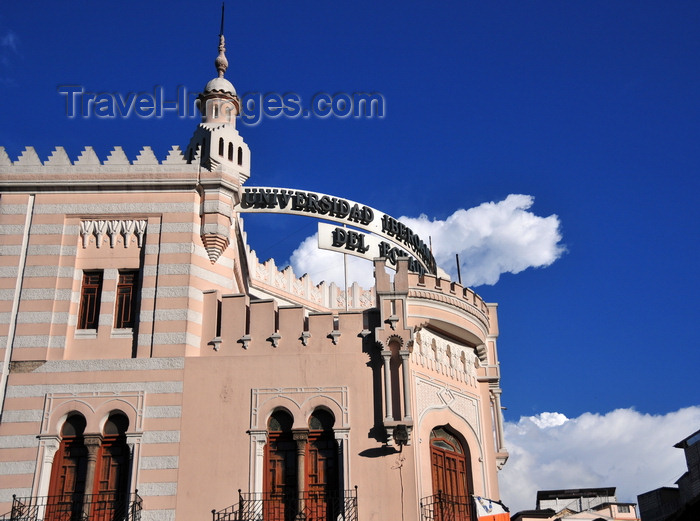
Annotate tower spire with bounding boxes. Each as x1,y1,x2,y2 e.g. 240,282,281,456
215,2,228,78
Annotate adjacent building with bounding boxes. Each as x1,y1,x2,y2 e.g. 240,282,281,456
638,429,700,521
0,25,508,521
512,488,639,521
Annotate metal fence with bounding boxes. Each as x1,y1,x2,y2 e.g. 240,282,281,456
213,488,358,521
419,492,472,521
5,492,142,521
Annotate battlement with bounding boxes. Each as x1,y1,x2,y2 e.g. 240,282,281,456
241,221,376,312
374,259,492,332
200,291,371,353
0,145,203,191
409,271,490,319
0,145,197,168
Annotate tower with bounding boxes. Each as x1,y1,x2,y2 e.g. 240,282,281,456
185,8,250,264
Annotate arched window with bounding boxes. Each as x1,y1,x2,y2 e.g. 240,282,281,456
218,138,224,157
47,414,88,520
228,142,234,161
430,426,472,521
306,409,340,519
237,146,243,166
47,412,133,521
264,410,296,521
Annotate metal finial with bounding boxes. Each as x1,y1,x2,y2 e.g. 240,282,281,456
220,2,225,36
215,3,228,78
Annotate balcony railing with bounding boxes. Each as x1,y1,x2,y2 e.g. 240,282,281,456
420,492,472,521
212,488,358,521
3,492,142,521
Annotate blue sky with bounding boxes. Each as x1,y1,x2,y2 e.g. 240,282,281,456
1,0,699,511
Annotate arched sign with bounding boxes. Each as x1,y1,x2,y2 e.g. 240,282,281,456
237,187,436,274
316,223,426,275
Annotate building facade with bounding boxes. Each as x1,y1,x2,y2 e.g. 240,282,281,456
0,29,508,521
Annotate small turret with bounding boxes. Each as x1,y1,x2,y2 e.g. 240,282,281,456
185,3,252,265
185,3,250,183
198,29,240,125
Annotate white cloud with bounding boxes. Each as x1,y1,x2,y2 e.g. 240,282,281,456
499,406,700,514
529,411,569,428
288,234,376,288
286,194,565,288
399,194,565,286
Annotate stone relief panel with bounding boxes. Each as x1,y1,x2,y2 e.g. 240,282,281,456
413,328,479,387
41,391,145,434
250,387,349,430
79,219,147,249
415,375,481,440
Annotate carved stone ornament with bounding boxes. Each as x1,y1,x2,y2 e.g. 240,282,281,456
80,219,147,249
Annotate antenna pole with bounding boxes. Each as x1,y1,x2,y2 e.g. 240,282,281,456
456,254,462,285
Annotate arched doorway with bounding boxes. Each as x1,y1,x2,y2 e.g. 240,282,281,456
47,412,133,521
306,409,339,520
93,413,131,521
430,426,472,521
47,414,88,521
264,410,297,521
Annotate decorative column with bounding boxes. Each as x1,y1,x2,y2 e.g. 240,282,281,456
126,433,143,495
83,435,102,518
249,431,268,494
34,435,60,521
334,429,350,494
490,388,506,452
381,349,394,421
399,349,412,422
293,430,309,513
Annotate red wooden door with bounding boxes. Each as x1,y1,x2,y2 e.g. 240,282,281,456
305,434,339,520
92,437,130,521
264,433,297,521
430,428,472,521
47,438,87,521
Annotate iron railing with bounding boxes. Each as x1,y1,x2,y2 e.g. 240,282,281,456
420,491,472,521
212,488,358,521
5,492,142,521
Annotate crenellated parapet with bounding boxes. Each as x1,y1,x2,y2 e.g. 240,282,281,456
242,233,375,312
0,145,201,191
200,290,370,353
406,271,491,331
0,145,242,264
0,145,195,168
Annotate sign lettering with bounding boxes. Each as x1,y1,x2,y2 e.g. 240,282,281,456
238,187,437,274
317,224,426,276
